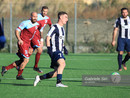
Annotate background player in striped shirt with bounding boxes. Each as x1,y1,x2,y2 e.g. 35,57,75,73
1,12,40,80
31,6,52,73
34,11,68,87
112,8,130,71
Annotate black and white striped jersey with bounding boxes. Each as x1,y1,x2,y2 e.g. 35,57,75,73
114,16,130,39
47,23,65,52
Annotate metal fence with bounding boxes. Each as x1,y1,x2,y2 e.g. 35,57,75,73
0,1,129,53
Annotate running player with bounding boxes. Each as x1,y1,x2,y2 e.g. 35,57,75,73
32,6,52,73
1,12,40,80
34,11,68,87
112,8,130,71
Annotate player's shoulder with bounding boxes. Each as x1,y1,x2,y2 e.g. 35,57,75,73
49,24,57,32
52,24,61,32
53,24,58,29
37,13,42,17
115,17,121,22
37,13,44,21
44,15,50,19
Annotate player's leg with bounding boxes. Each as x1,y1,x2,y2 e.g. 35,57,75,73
122,39,130,70
117,38,125,71
1,62,15,76
118,51,123,71
31,37,43,73
16,58,29,80
122,52,130,70
33,47,43,73
56,58,68,87
16,43,30,80
1,59,23,76
34,69,57,86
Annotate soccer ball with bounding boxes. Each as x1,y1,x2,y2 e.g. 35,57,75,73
111,72,121,84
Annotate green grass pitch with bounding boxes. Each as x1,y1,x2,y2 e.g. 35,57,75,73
0,53,130,98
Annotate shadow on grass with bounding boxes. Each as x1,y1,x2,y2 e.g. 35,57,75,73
0,82,33,86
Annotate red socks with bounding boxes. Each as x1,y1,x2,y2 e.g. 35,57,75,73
17,69,23,76
34,52,41,68
5,63,15,70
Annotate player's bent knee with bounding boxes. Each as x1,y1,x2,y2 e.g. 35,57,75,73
37,47,42,53
12,62,17,67
60,62,66,67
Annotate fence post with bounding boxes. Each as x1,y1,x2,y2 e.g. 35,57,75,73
66,21,68,43
74,1,77,53
10,2,12,53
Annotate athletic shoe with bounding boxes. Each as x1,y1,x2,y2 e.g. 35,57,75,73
33,67,43,73
56,83,68,87
16,75,25,80
34,75,40,86
118,68,122,71
122,63,127,70
1,66,7,76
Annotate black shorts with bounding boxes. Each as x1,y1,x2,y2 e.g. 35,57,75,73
50,51,65,69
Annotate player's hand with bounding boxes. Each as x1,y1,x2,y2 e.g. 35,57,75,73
64,46,68,55
40,38,44,47
111,41,116,47
28,48,33,55
18,39,23,45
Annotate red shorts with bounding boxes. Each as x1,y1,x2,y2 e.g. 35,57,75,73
17,42,30,59
31,35,40,49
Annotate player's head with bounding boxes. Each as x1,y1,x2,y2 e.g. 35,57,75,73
121,8,129,18
58,11,68,25
31,12,38,23
41,6,48,17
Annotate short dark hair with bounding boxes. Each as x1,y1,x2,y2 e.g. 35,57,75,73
58,11,68,19
41,6,48,11
121,8,128,13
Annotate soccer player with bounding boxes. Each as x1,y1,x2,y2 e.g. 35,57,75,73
112,8,130,71
34,11,68,87
0,21,6,49
31,6,52,73
1,12,40,80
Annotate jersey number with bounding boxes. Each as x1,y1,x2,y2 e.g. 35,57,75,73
58,53,62,57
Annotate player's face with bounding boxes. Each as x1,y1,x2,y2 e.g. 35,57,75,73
61,14,68,25
31,13,38,23
122,10,128,18
41,9,48,17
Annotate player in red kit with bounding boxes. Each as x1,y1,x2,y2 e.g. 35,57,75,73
31,6,52,73
1,12,40,80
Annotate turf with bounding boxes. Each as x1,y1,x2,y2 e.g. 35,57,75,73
0,53,130,98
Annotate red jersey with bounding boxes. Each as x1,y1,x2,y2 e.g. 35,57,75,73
35,13,52,38
16,20,40,43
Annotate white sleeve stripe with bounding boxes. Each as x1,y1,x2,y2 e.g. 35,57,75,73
47,26,55,37
16,28,21,32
